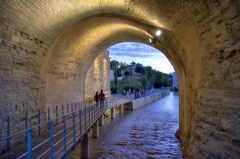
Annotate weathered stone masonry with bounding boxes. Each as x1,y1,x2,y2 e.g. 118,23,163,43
0,1,239,158
0,22,49,149
85,51,110,100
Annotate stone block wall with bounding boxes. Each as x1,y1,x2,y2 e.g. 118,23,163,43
125,90,170,110
188,89,240,158
0,1,239,158
185,2,240,158
0,22,48,152
85,51,110,101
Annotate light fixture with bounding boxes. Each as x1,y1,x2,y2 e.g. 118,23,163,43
149,38,156,44
155,30,162,36
149,38,153,43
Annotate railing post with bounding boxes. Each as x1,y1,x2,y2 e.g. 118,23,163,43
27,129,32,159
79,109,82,137
49,120,54,159
6,116,10,151
88,107,90,130
92,120,99,138
106,100,108,108
99,115,104,126
84,108,87,132
72,112,76,150
81,133,89,159
55,106,58,124
25,111,28,141
111,107,115,119
38,110,41,135
63,116,67,158
48,107,51,122
74,102,77,112
67,104,69,114
120,104,124,114
62,105,64,120
92,105,94,126
25,111,28,129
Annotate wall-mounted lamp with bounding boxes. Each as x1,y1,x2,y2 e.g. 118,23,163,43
155,30,162,36
149,38,156,44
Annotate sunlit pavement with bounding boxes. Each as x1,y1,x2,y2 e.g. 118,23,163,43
87,92,183,159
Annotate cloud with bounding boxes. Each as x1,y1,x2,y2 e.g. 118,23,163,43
110,51,158,58
107,42,165,58
107,42,174,73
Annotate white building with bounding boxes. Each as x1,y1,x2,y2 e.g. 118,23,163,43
172,72,178,88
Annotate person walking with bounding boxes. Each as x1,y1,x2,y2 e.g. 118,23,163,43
94,91,99,107
99,90,105,107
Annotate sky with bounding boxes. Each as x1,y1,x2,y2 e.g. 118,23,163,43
107,42,174,74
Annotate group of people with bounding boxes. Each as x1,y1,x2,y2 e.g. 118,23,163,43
129,89,146,99
94,90,105,107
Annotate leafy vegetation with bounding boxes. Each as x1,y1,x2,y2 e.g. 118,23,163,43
110,60,172,92
110,77,144,92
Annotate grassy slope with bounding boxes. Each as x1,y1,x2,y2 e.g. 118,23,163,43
111,77,144,91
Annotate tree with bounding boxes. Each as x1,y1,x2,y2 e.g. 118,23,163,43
113,69,119,87
116,68,121,77
135,63,144,74
119,62,128,71
142,77,147,89
110,60,119,70
125,71,130,76
111,60,120,87
130,61,136,66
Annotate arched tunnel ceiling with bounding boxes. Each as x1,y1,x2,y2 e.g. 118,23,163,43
0,0,210,44
1,0,238,92
45,14,185,82
3,0,237,89
0,1,239,158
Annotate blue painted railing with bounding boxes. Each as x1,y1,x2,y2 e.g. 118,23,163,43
0,99,128,159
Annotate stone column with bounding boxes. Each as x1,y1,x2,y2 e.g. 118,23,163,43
92,120,99,138
99,115,104,126
120,104,124,114
111,107,115,119
81,133,89,159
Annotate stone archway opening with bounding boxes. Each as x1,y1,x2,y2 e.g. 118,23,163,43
107,42,176,90
1,1,238,158
44,14,189,155
84,41,180,124
82,41,183,158
0,1,239,158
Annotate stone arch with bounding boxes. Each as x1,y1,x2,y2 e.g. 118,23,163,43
44,14,190,154
44,14,187,99
0,1,239,158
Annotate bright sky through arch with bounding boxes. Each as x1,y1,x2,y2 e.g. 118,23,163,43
107,42,174,74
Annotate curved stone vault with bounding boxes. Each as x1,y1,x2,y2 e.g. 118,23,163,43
0,0,239,158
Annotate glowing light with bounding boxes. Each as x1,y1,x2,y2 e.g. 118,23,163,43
155,30,162,36
149,38,156,44
149,38,153,43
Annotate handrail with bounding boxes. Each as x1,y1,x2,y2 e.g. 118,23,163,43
0,100,91,135
12,99,130,159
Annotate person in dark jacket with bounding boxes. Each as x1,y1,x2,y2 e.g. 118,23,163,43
94,91,99,107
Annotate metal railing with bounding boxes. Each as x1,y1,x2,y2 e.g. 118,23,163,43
0,101,90,154
11,99,129,159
